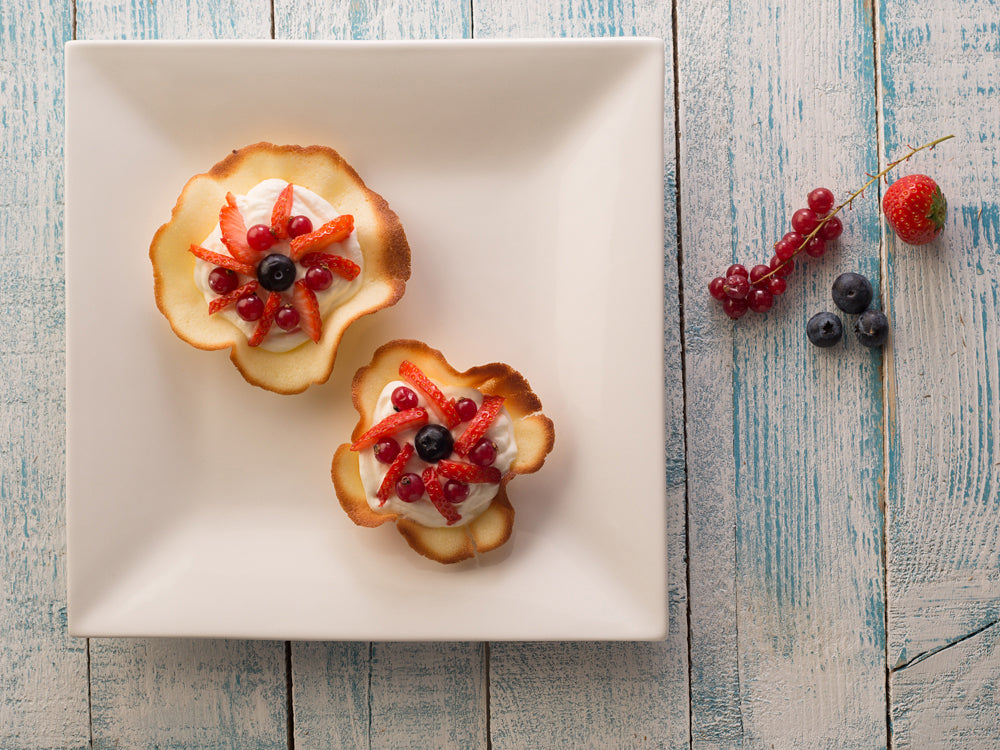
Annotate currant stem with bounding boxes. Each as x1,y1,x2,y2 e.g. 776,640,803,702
753,134,955,286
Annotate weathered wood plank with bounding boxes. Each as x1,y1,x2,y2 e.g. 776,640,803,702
274,5,486,750
891,620,1000,747
879,0,1000,742
473,2,689,747
72,3,289,749
678,0,887,745
89,639,288,750
0,0,90,746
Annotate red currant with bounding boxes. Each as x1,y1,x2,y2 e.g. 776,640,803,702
247,224,276,252
305,265,333,292
236,293,264,321
726,264,749,279
208,267,238,294
287,215,313,238
455,398,479,422
443,480,469,504
769,255,794,278
804,236,827,257
808,187,835,214
709,277,728,301
275,305,300,331
722,297,749,319
723,275,750,300
774,237,797,261
819,215,843,240
768,277,787,296
395,473,425,502
749,264,770,284
373,437,400,464
468,438,498,467
791,208,820,235
391,386,419,411
747,288,774,313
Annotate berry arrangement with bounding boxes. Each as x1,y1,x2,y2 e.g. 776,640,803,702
350,360,505,524
708,135,953,319
189,184,360,346
806,272,889,348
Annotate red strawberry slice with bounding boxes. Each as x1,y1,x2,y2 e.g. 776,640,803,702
298,252,361,281
270,183,294,240
291,280,322,342
437,459,501,485
351,408,429,451
189,244,255,275
289,215,354,260
422,467,461,525
376,443,415,505
398,360,460,428
208,280,258,315
453,395,505,456
247,291,281,347
219,193,257,264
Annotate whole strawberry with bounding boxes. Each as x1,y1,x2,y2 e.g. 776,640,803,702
882,174,947,245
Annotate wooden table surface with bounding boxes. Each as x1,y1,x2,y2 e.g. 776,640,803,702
3,0,998,747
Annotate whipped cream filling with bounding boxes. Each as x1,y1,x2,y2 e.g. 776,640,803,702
358,381,517,528
193,178,364,353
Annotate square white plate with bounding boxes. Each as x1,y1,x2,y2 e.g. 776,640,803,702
66,39,667,640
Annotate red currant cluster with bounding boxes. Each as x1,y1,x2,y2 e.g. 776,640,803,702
708,187,845,319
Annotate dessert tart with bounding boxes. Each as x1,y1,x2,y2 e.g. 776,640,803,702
332,340,555,564
150,143,410,394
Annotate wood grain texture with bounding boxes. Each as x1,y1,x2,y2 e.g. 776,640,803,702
878,0,1000,742
74,3,288,749
0,0,90,746
473,1,689,747
678,0,887,745
89,639,288,749
276,5,488,750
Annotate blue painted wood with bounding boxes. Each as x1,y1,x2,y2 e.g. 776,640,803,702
879,0,1000,742
0,0,90,745
678,0,887,745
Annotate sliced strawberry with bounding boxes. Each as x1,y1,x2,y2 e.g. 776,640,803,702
289,215,354,260
189,244,255,275
376,443,415,505
437,459,501,485
453,395,505,456
270,183,294,240
422,467,461,525
247,291,281,347
219,193,257,264
398,360,460,428
208,280,258,315
298,252,361,281
351,408,429,451
291,280,322,342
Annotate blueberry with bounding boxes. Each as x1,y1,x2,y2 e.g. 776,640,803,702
831,272,874,314
257,253,296,292
806,312,843,348
414,424,454,462
854,309,889,347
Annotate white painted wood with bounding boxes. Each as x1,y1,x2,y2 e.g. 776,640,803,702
72,3,290,749
891,620,1000,748
878,0,1000,742
89,639,288,749
473,2,689,747
677,0,887,745
276,6,489,750
0,0,90,746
